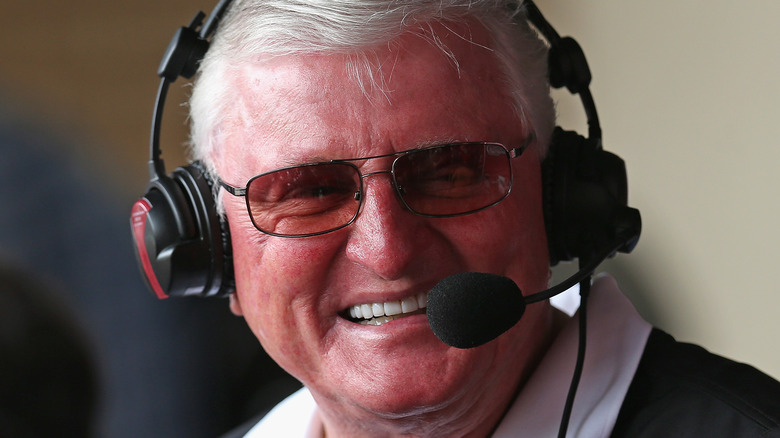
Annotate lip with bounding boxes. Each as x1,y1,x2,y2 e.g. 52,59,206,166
329,277,445,335
325,312,436,360
335,310,431,337
326,282,453,351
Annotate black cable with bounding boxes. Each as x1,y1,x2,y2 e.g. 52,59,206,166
200,0,234,39
557,272,591,438
524,0,603,146
578,88,602,146
149,78,170,180
523,234,621,305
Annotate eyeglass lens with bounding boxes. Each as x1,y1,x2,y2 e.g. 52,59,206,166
244,143,512,237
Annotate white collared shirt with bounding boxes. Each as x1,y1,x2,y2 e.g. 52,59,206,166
245,274,651,438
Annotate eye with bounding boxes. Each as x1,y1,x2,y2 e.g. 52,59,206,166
247,163,360,215
284,180,355,200
431,164,480,186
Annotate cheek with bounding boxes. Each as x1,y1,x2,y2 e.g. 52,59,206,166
224,195,331,285
228,234,324,372
439,158,549,290
504,161,549,277
447,201,546,270
225,203,343,363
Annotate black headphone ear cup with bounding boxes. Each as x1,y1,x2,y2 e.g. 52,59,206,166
174,161,235,296
542,127,640,266
542,127,576,266
132,0,238,299
130,162,234,298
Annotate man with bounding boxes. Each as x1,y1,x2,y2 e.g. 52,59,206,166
176,0,780,436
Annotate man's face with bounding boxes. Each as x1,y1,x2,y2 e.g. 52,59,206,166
216,23,553,428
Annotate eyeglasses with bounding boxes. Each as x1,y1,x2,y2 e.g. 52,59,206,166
218,138,532,238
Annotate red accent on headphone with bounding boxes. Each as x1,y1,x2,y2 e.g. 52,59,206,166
131,199,168,299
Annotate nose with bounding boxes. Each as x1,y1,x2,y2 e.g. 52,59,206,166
345,174,426,280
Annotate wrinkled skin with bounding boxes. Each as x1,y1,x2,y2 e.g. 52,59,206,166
217,22,557,438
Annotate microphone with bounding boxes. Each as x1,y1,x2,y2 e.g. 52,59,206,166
426,229,636,349
427,272,526,349
428,269,595,349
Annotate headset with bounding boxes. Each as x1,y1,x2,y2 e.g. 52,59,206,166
130,0,641,299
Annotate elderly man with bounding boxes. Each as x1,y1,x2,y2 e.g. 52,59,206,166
133,0,780,436
208,10,552,438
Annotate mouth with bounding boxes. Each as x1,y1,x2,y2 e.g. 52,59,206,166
342,292,428,326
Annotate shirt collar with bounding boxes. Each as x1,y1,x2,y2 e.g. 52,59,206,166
493,274,651,437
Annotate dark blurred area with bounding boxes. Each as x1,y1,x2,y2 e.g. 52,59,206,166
0,263,97,438
0,1,299,436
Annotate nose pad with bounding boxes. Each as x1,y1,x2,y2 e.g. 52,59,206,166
353,171,407,224
353,169,410,216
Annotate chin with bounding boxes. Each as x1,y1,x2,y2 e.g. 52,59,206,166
316,340,496,421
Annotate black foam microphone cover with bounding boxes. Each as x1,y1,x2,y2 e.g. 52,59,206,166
427,272,526,349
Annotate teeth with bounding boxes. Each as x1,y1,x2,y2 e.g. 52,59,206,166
348,292,428,323
384,300,402,316
401,296,419,313
417,293,426,308
361,315,397,326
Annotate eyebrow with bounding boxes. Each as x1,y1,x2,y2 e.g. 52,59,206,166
267,136,481,170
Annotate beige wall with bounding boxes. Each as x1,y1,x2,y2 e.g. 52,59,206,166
544,0,780,379
1,1,777,378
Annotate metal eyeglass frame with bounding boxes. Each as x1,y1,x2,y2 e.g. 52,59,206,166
217,136,534,238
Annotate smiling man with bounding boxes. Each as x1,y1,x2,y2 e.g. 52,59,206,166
134,0,780,437
199,9,557,436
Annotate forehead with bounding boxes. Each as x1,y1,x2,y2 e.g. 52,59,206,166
218,21,521,178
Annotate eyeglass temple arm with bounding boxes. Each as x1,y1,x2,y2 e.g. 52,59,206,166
508,133,536,159
217,178,247,196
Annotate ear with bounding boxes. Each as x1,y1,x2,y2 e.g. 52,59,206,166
229,293,244,316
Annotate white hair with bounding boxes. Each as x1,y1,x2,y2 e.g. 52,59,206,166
189,0,555,178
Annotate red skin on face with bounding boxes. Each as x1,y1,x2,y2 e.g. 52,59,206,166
218,22,555,438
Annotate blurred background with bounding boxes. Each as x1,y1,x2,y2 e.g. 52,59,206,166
0,0,777,436
543,0,780,383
